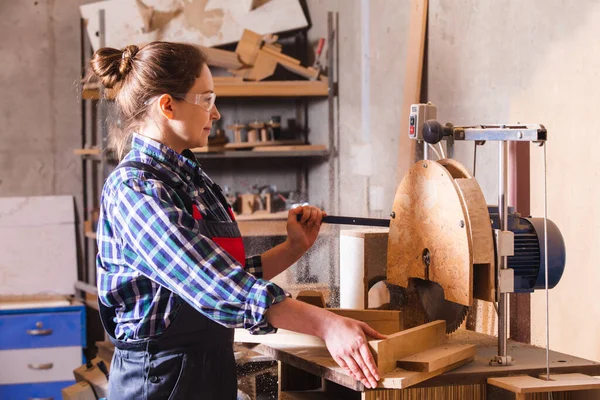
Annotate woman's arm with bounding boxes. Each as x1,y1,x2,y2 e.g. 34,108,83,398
265,297,386,389
260,205,324,280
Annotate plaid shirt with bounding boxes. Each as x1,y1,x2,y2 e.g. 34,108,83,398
96,134,287,341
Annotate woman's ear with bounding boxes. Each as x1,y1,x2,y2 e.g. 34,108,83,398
157,94,175,120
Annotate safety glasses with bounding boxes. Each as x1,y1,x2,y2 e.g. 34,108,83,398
177,92,217,112
144,92,217,112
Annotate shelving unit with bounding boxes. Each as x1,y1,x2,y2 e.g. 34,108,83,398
75,11,339,300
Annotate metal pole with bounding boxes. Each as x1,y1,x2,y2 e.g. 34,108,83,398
498,140,509,359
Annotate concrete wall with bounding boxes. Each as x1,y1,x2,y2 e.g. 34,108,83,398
0,0,82,197
426,0,600,362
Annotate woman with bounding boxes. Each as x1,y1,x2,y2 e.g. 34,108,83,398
92,41,384,400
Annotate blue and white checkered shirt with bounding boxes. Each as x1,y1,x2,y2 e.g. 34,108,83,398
96,134,287,341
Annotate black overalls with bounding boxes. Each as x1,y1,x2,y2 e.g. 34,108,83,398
99,159,247,400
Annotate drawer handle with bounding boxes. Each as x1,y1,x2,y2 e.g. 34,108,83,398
27,362,54,370
26,328,53,336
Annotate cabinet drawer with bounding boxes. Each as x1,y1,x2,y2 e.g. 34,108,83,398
0,380,74,400
0,311,83,350
0,347,81,385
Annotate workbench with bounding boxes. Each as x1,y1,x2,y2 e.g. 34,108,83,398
242,330,600,399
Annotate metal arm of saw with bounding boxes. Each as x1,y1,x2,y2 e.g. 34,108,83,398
422,120,547,144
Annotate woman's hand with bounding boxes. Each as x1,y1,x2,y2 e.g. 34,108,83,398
322,316,387,389
286,205,326,256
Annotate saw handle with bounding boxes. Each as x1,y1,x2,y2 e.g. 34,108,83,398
296,214,390,227
422,120,453,144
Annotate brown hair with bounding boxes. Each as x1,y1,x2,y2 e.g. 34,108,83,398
89,42,208,159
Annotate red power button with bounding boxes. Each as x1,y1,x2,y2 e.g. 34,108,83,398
410,125,415,136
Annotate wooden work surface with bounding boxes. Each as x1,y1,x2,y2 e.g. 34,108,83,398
248,330,600,392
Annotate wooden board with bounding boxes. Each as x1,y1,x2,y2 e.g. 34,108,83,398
368,321,446,375
260,49,320,79
488,374,600,394
328,309,403,335
214,80,328,97
253,145,327,152
202,47,242,70
396,343,476,372
224,140,305,150
74,148,101,155
235,29,263,65
245,49,278,81
396,0,428,185
387,160,473,306
235,328,324,347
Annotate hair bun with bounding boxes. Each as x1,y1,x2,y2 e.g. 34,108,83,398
89,45,140,89
120,45,139,76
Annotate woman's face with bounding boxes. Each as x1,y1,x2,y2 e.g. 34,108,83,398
170,64,221,150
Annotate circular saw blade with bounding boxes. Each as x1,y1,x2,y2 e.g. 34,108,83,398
412,278,469,334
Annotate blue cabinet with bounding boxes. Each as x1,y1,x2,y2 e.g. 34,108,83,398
0,302,86,399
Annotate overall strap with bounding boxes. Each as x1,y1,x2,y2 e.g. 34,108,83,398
115,160,194,215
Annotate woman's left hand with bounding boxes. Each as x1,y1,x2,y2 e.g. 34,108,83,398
286,205,326,256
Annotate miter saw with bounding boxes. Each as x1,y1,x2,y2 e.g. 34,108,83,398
323,103,566,365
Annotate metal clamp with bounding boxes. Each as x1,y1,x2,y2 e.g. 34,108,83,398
489,355,514,366
494,229,515,257
499,268,515,294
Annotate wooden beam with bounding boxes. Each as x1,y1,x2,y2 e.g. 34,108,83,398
396,0,428,185
202,47,243,70
368,320,446,374
396,343,475,372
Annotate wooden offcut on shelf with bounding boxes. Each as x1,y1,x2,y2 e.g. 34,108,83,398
73,147,101,156
82,79,328,100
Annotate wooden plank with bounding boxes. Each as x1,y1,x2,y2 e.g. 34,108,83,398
488,374,600,394
368,320,446,375
234,329,324,347
73,148,101,156
236,29,263,65
224,140,305,149
396,0,428,185
379,356,474,389
396,343,476,372
328,309,402,335
262,45,301,65
245,49,278,81
260,49,320,79
253,145,327,152
214,80,329,97
202,47,243,70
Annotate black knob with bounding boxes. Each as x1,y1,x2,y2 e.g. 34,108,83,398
422,120,446,144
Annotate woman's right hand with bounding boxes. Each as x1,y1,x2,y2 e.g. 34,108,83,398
322,316,387,389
